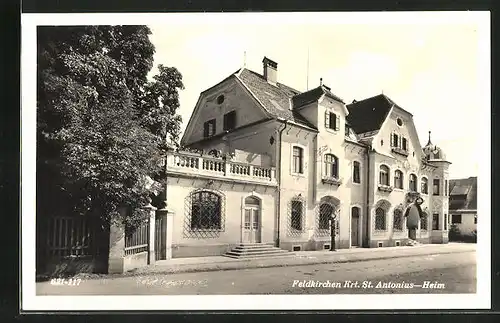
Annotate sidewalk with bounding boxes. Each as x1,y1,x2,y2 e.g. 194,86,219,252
122,242,475,277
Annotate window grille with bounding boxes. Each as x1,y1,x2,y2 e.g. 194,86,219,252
375,207,386,231
421,213,428,230
393,208,403,231
288,197,305,237
183,189,226,239
316,202,339,236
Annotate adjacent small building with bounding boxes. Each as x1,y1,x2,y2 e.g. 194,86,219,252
449,177,477,236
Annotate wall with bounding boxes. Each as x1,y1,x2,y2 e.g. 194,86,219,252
184,78,269,145
278,124,316,251
451,212,477,235
166,176,277,258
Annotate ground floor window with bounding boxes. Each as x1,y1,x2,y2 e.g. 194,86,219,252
432,213,439,230
420,214,428,231
290,198,304,231
393,208,403,231
190,191,222,230
319,203,335,230
375,208,386,231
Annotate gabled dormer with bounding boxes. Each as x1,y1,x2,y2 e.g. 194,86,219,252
346,94,425,162
291,81,347,136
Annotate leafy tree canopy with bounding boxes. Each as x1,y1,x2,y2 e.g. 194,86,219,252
37,26,184,228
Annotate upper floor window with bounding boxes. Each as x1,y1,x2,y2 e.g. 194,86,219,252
433,179,440,196
324,154,339,178
409,174,418,192
292,146,304,174
445,180,448,196
223,110,236,132
353,161,361,183
421,177,428,194
394,170,403,189
203,119,216,138
392,134,399,147
379,165,390,186
325,111,340,131
391,133,409,152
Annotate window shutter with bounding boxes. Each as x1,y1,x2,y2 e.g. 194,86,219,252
335,114,340,131
203,122,209,138
391,133,395,147
325,111,330,128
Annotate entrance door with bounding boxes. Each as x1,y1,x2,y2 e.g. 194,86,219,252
351,209,360,247
243,197,261,243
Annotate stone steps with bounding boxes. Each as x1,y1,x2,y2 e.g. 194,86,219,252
223,243,294,259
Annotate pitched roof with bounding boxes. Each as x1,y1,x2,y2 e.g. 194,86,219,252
236,68,316,129
292,85,344,109
345,94,395,134
449,177,477,211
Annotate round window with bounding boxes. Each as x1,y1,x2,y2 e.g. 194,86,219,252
217,95,225,104
396,118,403,126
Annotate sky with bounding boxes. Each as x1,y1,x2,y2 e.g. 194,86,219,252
146,12,488,180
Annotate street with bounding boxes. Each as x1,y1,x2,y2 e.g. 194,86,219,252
37,250,476,295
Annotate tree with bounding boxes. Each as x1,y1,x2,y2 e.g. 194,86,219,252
37,26,184,228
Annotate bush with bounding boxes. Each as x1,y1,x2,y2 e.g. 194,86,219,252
448,224,476,243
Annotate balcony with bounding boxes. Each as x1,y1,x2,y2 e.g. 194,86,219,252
165,151,277,186
378,184,394,193
391,147,409,157
321,176,343,186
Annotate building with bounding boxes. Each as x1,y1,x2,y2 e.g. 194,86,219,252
449,177,477,237
161,56,452,258
37,56,456,275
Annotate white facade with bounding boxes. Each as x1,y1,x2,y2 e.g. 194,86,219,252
166,58,451,257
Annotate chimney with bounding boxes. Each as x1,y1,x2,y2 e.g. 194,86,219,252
262,57,278,85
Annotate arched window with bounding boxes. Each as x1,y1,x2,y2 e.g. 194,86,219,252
290,198,304,231
324,154,339,178
375,207,386,230
292,146,304,174
409,174,418,192
190,191,222,230
319,203,335,230
420,212,428,230
394,170,403,189
393,208,403,231
379,165,390,186
421,177,428,194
